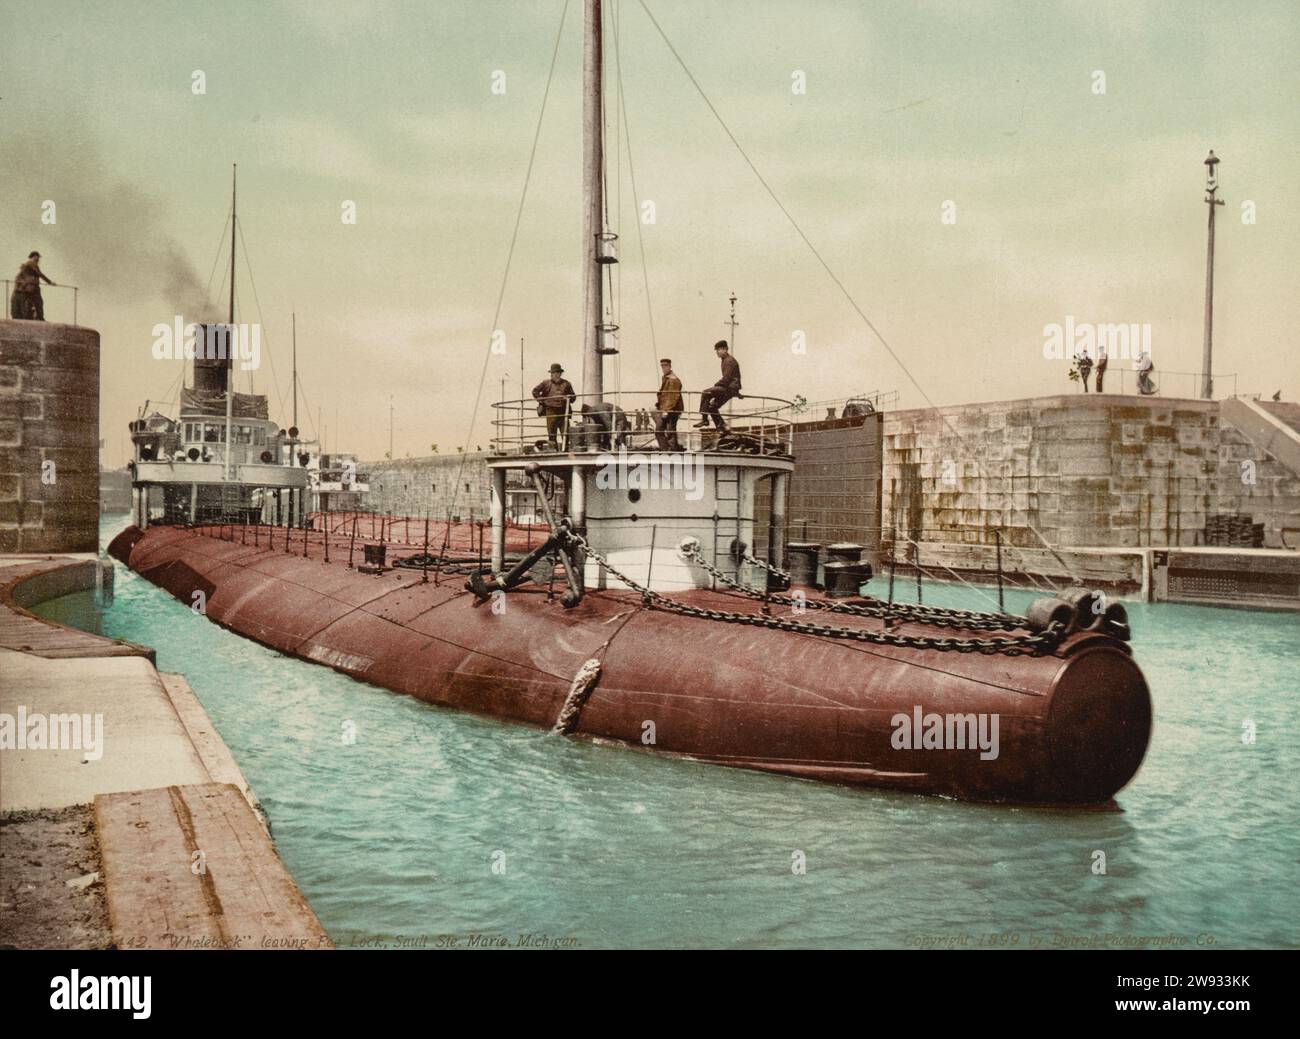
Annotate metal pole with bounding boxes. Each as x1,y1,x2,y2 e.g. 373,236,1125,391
647,524,657,590
490,467,506,573
570,467,587,586
1201,150,1223,400
581,0,604,403
915,539,922,604
225,164,236,481
768,472,788,576
423,512,430,583
886,527,897,615
995,530,1005,614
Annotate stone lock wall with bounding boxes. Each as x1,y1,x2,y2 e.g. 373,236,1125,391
0,320,100,553
362,453,494,520
881,394,1300,553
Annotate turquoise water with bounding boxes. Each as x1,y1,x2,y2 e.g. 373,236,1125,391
32,515,1300,949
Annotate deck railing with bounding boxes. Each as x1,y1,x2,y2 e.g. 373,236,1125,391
491,390,796,456
4,280,80,325
1067,367,1237,399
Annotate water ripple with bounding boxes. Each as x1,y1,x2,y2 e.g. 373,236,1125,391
27,516,1297,949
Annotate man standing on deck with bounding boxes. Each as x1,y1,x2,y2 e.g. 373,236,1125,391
1135,351,1157,395
655,358,684,450
694,340,741,432
531,363,575,449
10,251,57,320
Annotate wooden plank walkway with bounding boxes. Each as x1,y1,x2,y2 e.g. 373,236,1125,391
95,783,331,950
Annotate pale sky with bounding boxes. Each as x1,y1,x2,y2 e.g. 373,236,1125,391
4,0,1298,468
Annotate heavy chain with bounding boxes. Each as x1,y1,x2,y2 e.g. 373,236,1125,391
393,553,491,577
736,550,1027,632
743,551,791,582
574,534,1063,656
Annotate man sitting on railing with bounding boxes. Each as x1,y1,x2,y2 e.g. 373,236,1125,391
695,339,742,432
10,251,57,321
655,358,684,450
531,363,576,449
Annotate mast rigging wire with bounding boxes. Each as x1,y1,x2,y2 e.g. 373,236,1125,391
611,0,661,387
634,0,1073,588
444,0,572,528
236,215,291,420
202,201,232,320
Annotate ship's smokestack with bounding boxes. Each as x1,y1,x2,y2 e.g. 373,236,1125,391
192,323,234,397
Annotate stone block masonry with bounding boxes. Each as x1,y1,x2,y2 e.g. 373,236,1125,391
361,453,494,521
882,394,1300,554
0,320,99,553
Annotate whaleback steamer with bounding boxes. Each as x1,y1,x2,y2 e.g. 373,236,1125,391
110,0,1151,804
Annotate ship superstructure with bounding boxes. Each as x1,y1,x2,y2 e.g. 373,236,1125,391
126,170,310,529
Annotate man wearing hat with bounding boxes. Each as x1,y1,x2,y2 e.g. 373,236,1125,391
531,363,576,449
694,339,741,432
11,251,57,321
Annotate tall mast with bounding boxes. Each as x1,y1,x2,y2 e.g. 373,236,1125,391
228,165,237,326
292,311,298,435
581,0,604,403
1201,150,1223,400
224,163,237,480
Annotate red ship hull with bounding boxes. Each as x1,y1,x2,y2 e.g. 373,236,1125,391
109,523,1151,804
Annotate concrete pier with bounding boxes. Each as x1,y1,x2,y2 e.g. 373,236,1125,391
0,553,330,949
